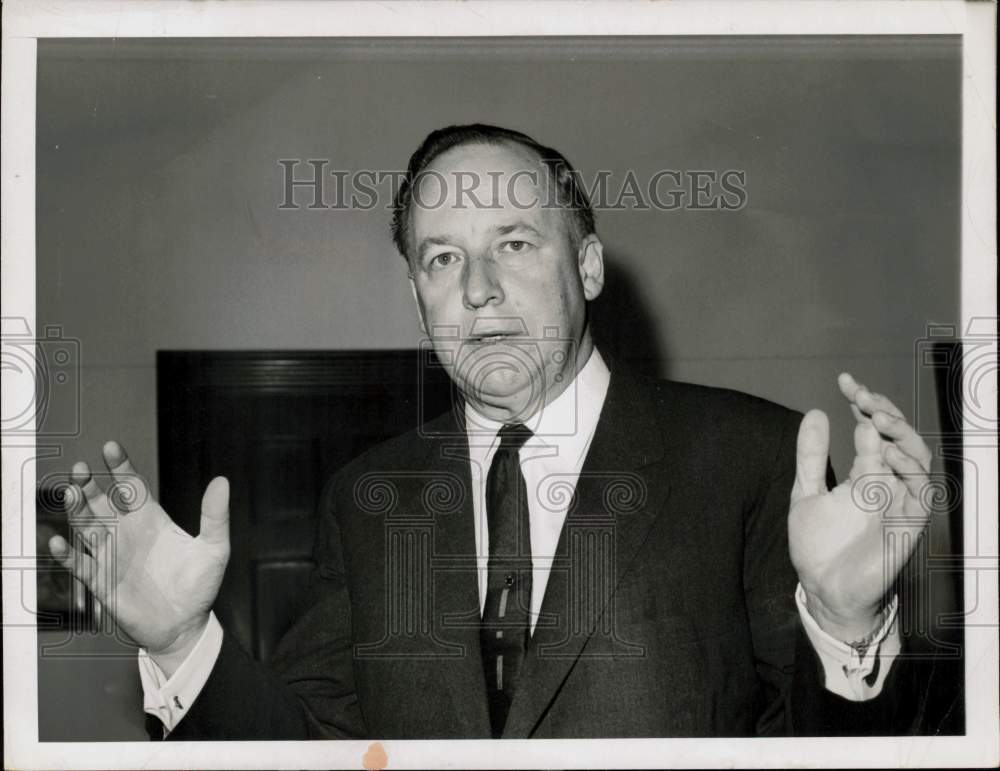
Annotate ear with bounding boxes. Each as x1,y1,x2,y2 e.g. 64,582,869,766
577,234,605,302
408,272,429,335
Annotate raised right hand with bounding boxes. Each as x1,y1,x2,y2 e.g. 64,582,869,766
48,441,230,675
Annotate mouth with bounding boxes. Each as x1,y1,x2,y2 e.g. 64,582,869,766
465,317,530,346
468,331,522,345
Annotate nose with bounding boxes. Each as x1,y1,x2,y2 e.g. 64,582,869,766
462,254,505,310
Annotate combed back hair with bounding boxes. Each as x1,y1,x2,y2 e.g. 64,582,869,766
391,123,597,264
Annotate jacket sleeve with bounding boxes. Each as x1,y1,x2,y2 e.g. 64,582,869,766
743,409,963,736
160,474,366,740
741,408,807,736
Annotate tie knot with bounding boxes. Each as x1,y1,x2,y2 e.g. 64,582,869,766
496,423,533,452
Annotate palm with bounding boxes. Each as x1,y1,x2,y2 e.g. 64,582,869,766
96,501,228,652
790,475,912,618
789,374,932,634
50,442,230,656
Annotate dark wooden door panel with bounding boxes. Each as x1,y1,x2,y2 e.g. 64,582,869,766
157,350,452,660
253,560,314,662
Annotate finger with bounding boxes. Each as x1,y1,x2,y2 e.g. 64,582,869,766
103,440,152,512
871,410,933,473
63,480,108,543
49,533,98,594
839,373,869,422
198,476,230,547
883,444,932,510
72,461,118,525
854,420,883,458
838,371,863,403
849,421,887,480
792,409,830,503
49,527,89,613
74,576,84,613
857,387,905,421
62,530,111,609
838,372,905,420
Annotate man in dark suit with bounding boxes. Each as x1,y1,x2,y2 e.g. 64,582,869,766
50,124,952,739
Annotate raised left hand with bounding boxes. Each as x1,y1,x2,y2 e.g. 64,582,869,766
788,373,933,643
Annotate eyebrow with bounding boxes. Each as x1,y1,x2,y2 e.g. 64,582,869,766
416,235,458,259
416,222,544,259
494,221,544,239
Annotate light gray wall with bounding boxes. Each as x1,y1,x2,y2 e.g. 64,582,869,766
35,37,960,740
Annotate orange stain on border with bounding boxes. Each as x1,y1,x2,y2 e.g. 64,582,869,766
362,741,388,771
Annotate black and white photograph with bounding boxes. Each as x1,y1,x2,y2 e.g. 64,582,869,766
2,1,996,769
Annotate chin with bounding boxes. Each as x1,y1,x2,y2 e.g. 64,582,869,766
458,369,546,420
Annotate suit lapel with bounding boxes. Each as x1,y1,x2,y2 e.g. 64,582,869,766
502,367,672,737
422,406,493,737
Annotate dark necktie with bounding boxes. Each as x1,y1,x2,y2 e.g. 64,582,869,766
481,423,533,738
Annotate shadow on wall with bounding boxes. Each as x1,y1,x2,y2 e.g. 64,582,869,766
590,248,672,381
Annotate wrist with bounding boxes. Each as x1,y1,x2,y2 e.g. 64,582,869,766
148,615,210,679
804,590,885,647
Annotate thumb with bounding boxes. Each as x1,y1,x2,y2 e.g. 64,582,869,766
792,409,830,503
198,476,230,547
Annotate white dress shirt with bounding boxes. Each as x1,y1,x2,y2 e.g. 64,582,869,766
463,344,612,632
139,347,899,733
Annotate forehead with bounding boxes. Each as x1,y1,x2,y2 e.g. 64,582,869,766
410,141,561,240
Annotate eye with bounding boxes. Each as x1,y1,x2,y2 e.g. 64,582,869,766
429,252,460,270
499,240,530,253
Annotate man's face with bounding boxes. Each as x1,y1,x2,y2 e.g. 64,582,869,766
408,141,604,423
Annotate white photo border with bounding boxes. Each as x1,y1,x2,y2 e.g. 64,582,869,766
2,1,996,768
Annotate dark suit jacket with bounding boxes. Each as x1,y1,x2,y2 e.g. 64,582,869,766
163,367,960,740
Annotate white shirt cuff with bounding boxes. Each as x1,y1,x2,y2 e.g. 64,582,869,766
795,583,900,701
137,611,224,736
